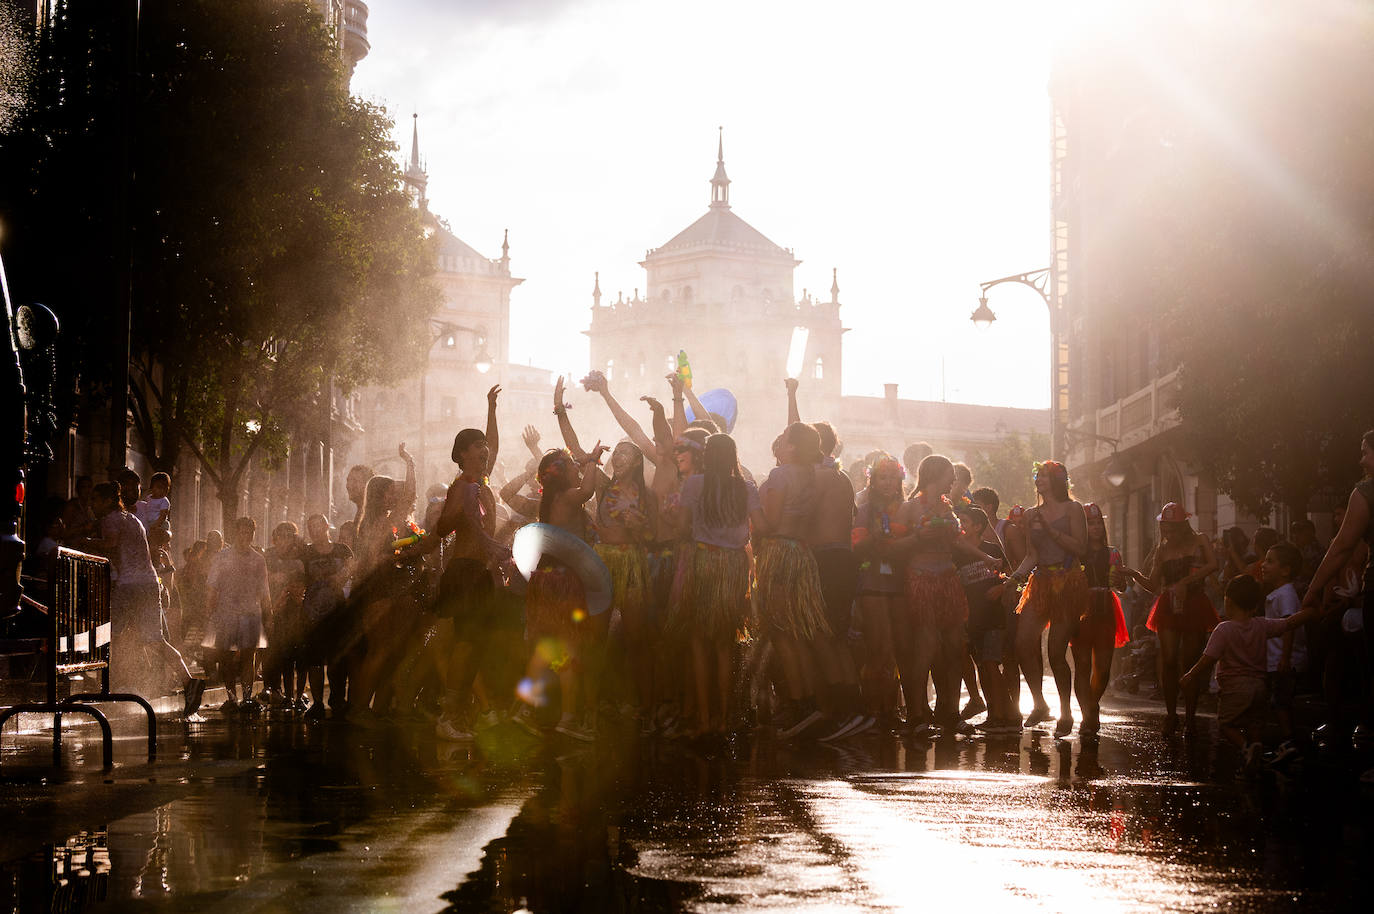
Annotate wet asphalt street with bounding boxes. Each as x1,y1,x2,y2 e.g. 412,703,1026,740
1,696,1370,913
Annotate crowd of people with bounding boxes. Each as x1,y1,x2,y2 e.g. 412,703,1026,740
31,373,1374,777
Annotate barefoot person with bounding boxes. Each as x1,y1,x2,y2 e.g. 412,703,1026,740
1009,460,1089,738
1145,502,1219,736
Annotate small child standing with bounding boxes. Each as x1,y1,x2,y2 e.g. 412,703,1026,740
1181,575,1315,771
135,472,173,534
1261,543,1306,765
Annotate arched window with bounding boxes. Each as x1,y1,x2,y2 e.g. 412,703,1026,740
813,357,824,380
661,288,671,302
638,353,646,378
665,355,676,374
681,286,693,303
606,358,615,378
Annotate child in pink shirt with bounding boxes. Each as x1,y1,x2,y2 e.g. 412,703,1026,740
1181,574,1315,769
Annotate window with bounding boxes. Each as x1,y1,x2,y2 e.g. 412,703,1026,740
441,396,457,419
814,357,824,380
681,286,693,303
661,289,671,302
606,358,615,378
638,353,646,378
665,355,676,374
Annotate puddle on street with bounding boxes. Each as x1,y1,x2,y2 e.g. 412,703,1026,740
0,713,1369,912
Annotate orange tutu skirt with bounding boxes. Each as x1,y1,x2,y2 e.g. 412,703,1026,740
526,562,588,642
1074,587,1130,649
1016,563,1089,626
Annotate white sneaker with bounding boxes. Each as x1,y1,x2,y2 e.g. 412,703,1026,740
435,717,474,741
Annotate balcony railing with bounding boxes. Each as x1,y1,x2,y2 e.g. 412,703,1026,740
1068,367,1182,467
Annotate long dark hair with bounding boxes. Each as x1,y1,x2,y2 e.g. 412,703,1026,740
537,450,574,523
606,441,657,532
357,475,397,557
701,434,747,529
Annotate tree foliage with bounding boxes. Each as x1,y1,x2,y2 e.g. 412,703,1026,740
0,0,438,516
968,430,1051,513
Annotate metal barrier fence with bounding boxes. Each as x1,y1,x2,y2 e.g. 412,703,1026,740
0,547,157,769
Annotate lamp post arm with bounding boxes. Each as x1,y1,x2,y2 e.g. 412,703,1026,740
978,269,1052,309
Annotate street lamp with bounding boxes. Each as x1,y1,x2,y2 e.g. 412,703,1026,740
1062,427,1128,489
972,268,1065,460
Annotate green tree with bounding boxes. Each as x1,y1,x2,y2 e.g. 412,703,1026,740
2,0,439,519
968,430,1051,513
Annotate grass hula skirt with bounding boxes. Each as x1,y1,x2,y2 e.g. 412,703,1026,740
755,536,831,640
1016,563,1089,625
594,543,651,620
904,565,968,630
526,559,588,644
669,542,752,643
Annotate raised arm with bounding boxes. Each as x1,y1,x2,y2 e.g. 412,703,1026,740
575,442,608,504
520,425,543,460
643,396,674,455
666,372,688,438
586,373,655,456
499,465,541,518
484,384,501,473
553,375,588,461
393,443,417,523
785,377,800,427
1303,487,1371,607
683,382,709,430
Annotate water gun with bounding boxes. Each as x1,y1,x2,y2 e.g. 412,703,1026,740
390,521,426,551
676,350,693,389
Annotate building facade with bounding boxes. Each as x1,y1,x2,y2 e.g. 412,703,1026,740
347,117,550,497
586,136,1047,474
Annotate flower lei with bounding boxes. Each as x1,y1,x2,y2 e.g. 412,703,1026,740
915,492,961,536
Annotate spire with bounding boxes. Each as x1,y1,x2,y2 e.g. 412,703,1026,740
710,126,730,208
501,228,510,266
592,271,602,308
830,267,840,304
404,112,428,209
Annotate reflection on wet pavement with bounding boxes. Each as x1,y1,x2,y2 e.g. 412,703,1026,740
1,702,1369,912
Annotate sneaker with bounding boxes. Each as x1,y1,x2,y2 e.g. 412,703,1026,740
304,702,326,721
1268,740,1301,768
512,711,542,737
960,699,988,721
819,714,866,742
1053,716,1074,738
1025,705,1053,728
778,708,826,740
554,719,595,742
239,697,263,715
436,716,474,741
218,697,239,715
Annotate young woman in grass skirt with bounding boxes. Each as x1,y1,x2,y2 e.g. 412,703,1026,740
677,433,764,736
757,423,832,737
1009,460,1089,738
517,440,606,741
892,455,970,735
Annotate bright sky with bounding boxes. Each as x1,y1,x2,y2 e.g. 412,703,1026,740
353,0,1058,408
